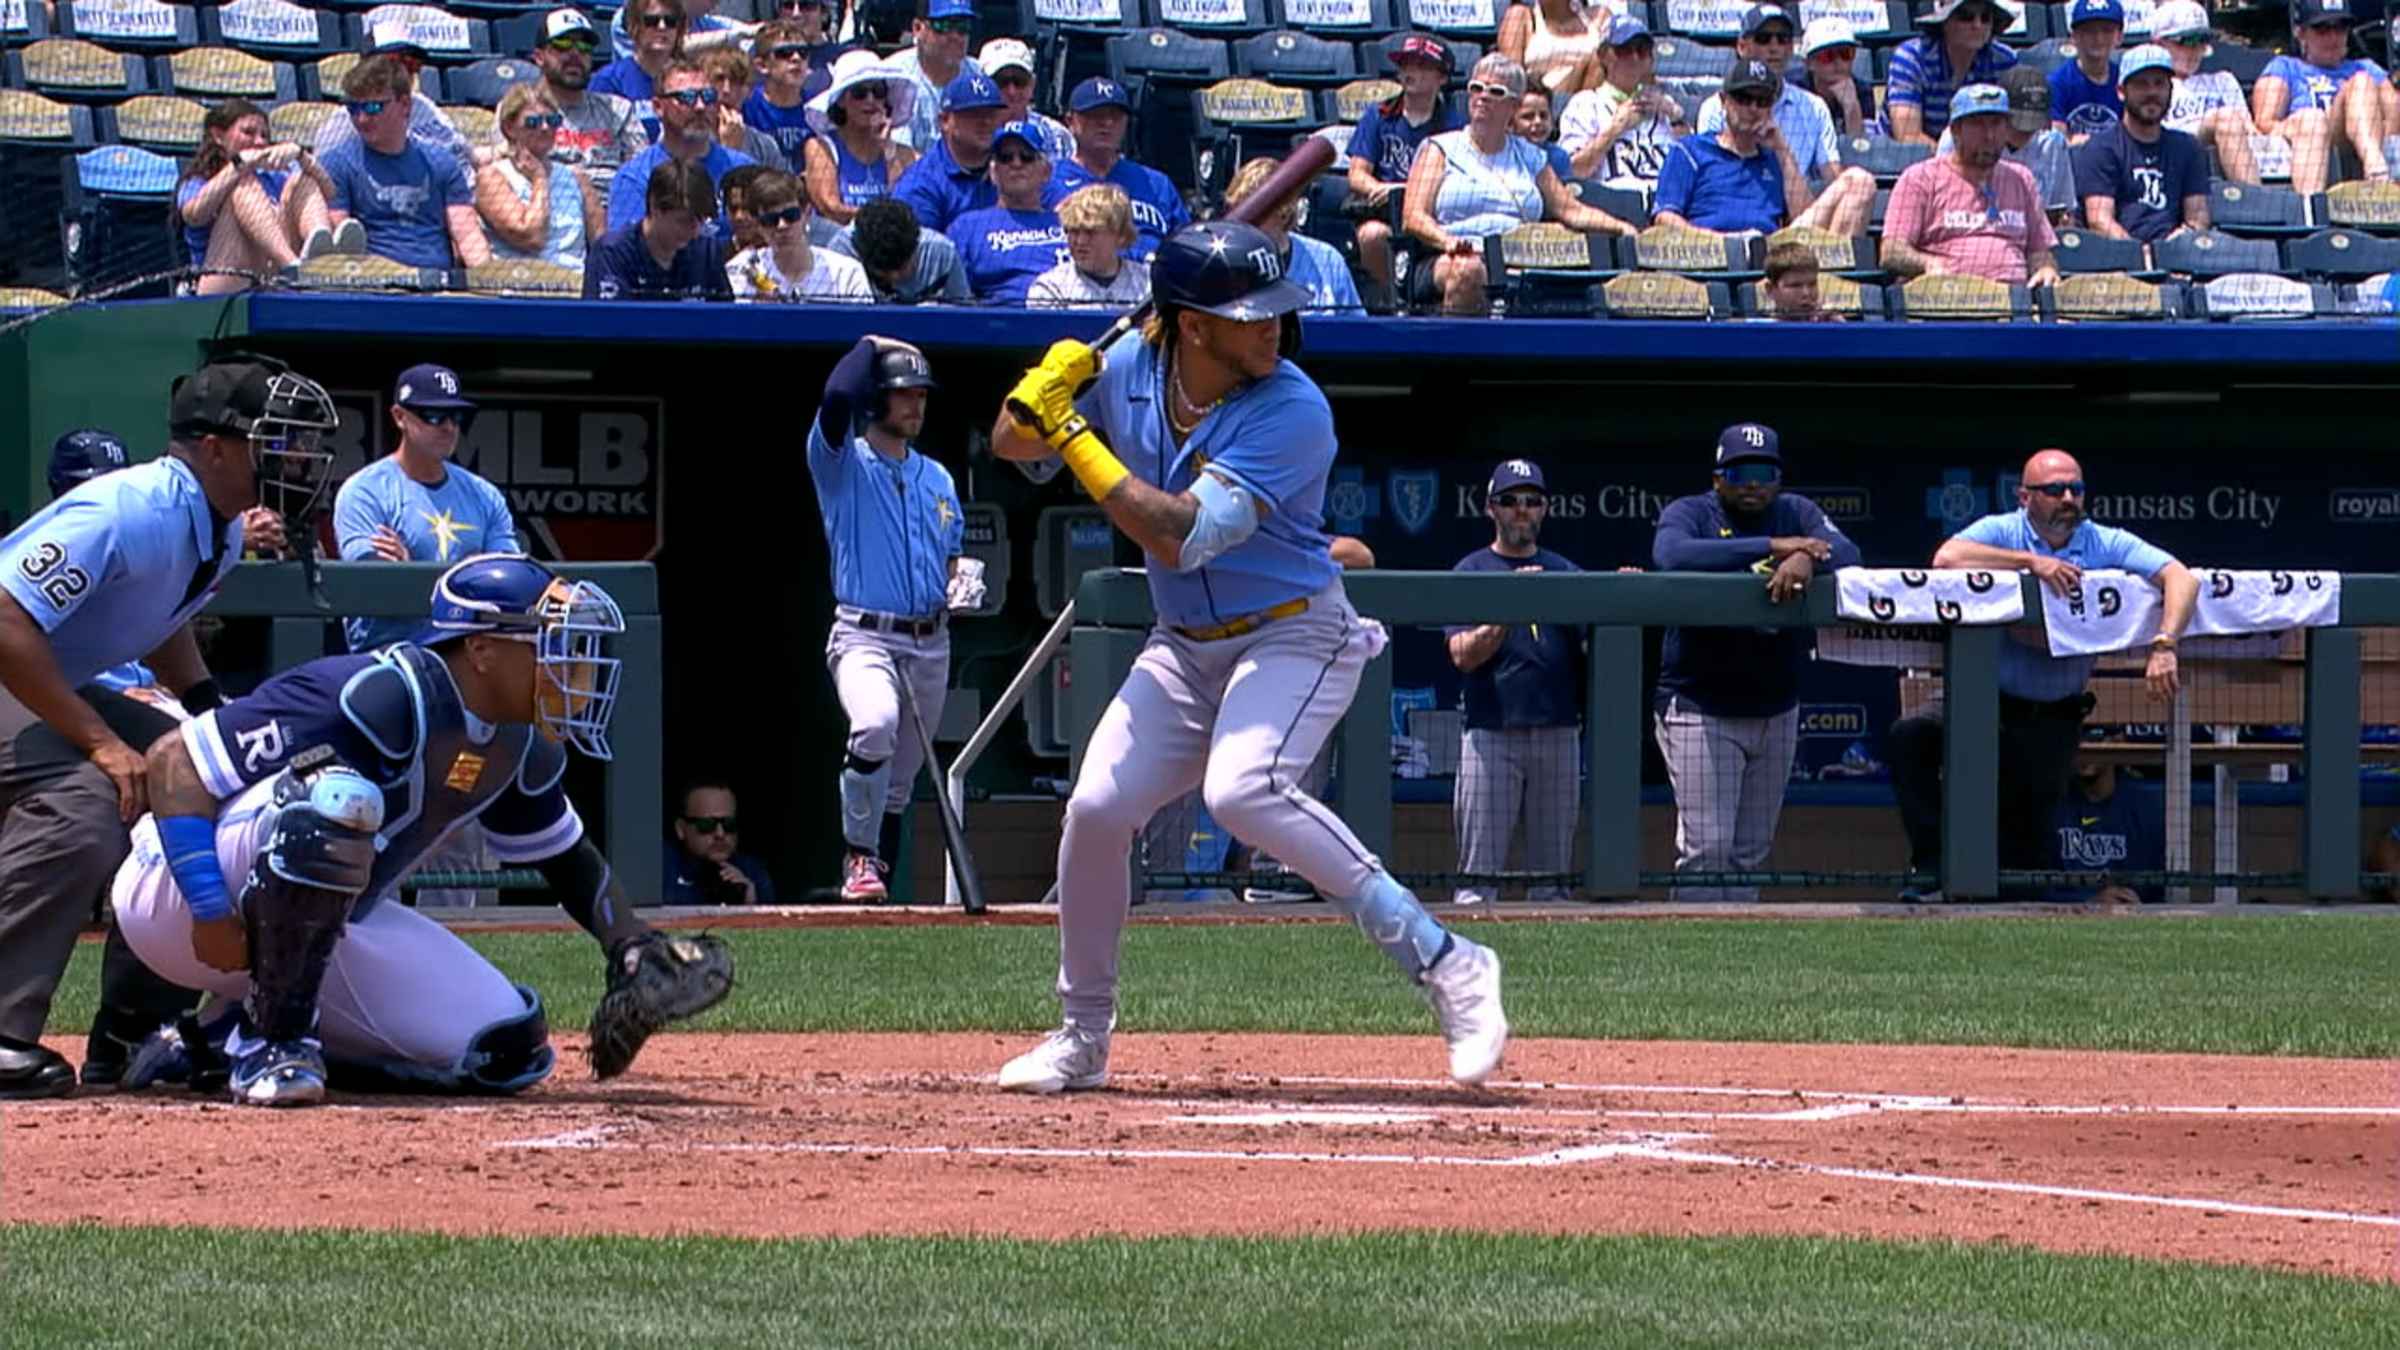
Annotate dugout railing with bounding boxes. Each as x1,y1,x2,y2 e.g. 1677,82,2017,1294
1061,567,2396,903
205,560,664,905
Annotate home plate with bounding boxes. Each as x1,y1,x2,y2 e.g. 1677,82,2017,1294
1166,1108,1439,1127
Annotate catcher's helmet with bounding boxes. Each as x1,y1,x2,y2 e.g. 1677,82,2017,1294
425,553,628,761
167,354,340,520
1151,221,1311,322
46,429,130,500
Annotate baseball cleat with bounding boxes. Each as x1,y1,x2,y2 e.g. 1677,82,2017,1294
840,851,888,902
997,1023,1111,1094
1423,938,1508,1087
228,1038,327,1107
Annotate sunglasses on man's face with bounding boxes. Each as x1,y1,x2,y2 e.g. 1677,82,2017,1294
1720,463,1781,487
1729,93,1774,109
929,16,974,32
1751,28,1794,43
407,408,467,428
759,205,806,226
661,87,721,107
845,81,890,102
768,44,809,61
640,11,685,28
519,112,565,129
545,35,597,53
345,99,390,118
683,815,738,834
1492,492,1546,509
991,148,1043,164
2026,479,2086,498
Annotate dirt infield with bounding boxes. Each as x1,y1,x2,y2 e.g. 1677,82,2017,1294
7,1032,2394,1281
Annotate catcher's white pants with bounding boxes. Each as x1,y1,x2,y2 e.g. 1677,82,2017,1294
112,780,528,1071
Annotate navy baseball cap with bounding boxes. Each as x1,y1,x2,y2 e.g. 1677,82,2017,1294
943,69,1003,113
394,363,474,411
1601,14,1651,45
1069,76,1132,113
1740,3,1796,37
1723,59,1781,99
2066,0,2125,26
1714,423,1781,467
1489,459,1545,494
47,428,130,498
2293,0,2356,25
926,0,975,18
1391,32,1455,73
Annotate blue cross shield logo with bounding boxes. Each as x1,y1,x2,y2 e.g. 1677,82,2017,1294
1388,471,1440,535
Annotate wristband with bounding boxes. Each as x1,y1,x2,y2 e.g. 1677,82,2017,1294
181,677,224,714
1055,420,1129,501
158,815,233,923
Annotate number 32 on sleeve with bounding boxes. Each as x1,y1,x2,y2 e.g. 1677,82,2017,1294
17,541,93,610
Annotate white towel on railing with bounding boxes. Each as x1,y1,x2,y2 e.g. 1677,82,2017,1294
2038,568,2341,656
1833,567,2026,626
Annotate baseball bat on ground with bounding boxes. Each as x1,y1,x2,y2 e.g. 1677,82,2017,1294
897,668,987,915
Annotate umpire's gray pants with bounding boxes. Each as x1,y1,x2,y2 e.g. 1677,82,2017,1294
1654,699,1799,902
1453,724,1580,904
0,684,138,1042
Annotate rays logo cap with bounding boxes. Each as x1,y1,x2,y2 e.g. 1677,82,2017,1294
1715,423,1781,467
1488,459,1545,494
394,363,475,411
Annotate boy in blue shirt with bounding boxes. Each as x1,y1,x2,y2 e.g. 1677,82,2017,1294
586,160,733,299
320,55,489,269
2048,0,2125,143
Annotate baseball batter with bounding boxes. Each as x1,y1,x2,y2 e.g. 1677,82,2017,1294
110,553,732,1105
988,220,1508,1093
808,337,979,901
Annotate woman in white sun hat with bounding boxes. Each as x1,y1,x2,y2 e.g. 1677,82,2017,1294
802,49,922,225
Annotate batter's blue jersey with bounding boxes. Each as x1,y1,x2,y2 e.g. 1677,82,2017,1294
182,644,580,918
805,421,966,618
0,457,243,687
332,456,520,652
1078,330,1341,629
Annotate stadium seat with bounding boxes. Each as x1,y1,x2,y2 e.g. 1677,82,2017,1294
6,37,153,103
1281,0,1402,39
1590,269,1733,318
3,0,53,45
0,88,97,147
61,142,180,295
287,251,450,291
1630,222,1759,277
1840,132,1929,183
2344,272,2394,313
444,103,497,144
1398,0,1502,42
268,98,339,144
463,257,582,297
1106,28,1233,88
0,89,93,285
2207,178,2311,237
2283,227,2400,281
1766,223,1878,276
2183,271,2336,319
2318,181,2400,236
446,54,540,107
1029,0,1139,98
0,285,67,310
56,0,200,53
1737,272,1885,320
1193,78,1321,191
1886,273,2031,320
2051,226,2148,273
2150,227,2280,278
1577,179,1650,230
1299,166,1359,253
202,0,344,60
1364,31,1478,84
1655,0,1746,41
1145,0,1274,38
340,7,495,65
158,46,298,100
2013,36,2072,78
1232,30,1360,86
1326,76,1399,125
1999,0,2049,43
308,49,446,102
1650,35,1734,81
101,92,208,154
2198,40,2270,89
1483,220,1621,316
2036,270,2183,320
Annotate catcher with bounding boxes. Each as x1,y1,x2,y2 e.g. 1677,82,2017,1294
110,552,731,1105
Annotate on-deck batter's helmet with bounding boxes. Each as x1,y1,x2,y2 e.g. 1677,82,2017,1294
1150,220,1312,353
871,341,936,420
47,428,131,500
424,552,628,761
167,353,340,520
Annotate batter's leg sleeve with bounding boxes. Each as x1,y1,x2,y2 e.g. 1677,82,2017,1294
1655,699,1742,902
1886,705,1948,877
1452,729,1513,905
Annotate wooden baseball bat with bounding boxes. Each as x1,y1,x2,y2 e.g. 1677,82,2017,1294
897,668,987,915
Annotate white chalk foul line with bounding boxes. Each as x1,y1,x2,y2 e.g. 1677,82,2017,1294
491,1128,1683,1169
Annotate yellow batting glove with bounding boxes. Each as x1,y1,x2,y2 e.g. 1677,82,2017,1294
1036,338,1100,393
1004,364,1078,442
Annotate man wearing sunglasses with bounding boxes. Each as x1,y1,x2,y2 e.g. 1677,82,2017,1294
1652,425,1859,902
665,780,777,905
607,60,758,235
1889,450,2196,904
1881,84,2060,287
532,8,651,195
890,0,982,151
310,20,472,166
1055,77,1191,263
319,55,491,270
1695,5,1873,226
1657,60,1872,239
604,0,754,67
1887,0,2020,147
895,69,1063,235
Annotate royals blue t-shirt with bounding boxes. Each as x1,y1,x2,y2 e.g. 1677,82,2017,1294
742,89,816,162
1654,134,1787,234
1346,99,1462,183
2072,123,2208,242
951,205,1067,305
1445,546,1584,731
2262,55,2387,112
318,135,473,268
1051,155,1191,261
2048,61,2123,138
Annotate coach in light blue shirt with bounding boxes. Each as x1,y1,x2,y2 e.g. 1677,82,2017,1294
1884,448,2197,901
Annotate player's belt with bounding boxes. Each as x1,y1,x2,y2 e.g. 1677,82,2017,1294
1172,598,1310,642
839,606,947,637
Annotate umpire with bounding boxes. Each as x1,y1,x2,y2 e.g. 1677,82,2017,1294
0,356,336,1097
1446,459,1584,905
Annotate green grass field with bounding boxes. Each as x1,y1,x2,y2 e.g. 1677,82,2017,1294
24,914,2400,1346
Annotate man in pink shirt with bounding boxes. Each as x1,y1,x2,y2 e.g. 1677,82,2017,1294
1882,84,2060,287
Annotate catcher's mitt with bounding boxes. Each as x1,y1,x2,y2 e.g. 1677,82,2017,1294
588,931,734,1079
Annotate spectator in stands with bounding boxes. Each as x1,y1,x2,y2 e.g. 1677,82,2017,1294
1559,17,1683,193
1760,240,1835,319
1653,423,1859,901
1881,85,2060,286
803,51,921,225
533,8,652,196
1347,34,1463,308
699,48,790,171
1795,17,1874,138
478,84,605,271
2253,0,2393,196
2049,0,2124,144
1056,78,1190,261
891,0,981,151
1028,183,1147,308
1939,65,2079,225
1886,0,2019,147
2046,742,2163,904
177,99,345,294
607,0,750,66
772,0,852,94
720,161,774,252
320,57,491,270
1404,55,1637,314
1515,86,1575,181
893,69,1013,235
1656,61,1873,238
607,60,757,234
726,168,872,300
590,0,688,112
314,20,471,164
744,19,821,163
2151,1,2260,187
1222,155,1363,312
1888,448,2195,903
585,159,733,298
827,196,972,302
663,779,777,905
982,38,1075,162
1447,458,1584,906
1695,7,1877,233
951,122,1067,305
1498,0,1608,99
2075,46,2212,244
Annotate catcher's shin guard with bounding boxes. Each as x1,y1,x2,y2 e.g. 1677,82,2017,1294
243,768,380,1041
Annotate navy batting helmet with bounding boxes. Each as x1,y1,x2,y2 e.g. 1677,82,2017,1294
425,553,627,761
871,341,935,421
1151,221,1311,322
47,429,131,500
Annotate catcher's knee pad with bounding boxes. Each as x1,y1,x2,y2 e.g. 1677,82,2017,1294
326,984,553,1095
263,766,383,894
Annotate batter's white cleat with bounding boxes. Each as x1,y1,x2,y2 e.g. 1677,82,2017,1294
228,1038,327,1107
1423,938,1508,1087
997,1023,1110,1094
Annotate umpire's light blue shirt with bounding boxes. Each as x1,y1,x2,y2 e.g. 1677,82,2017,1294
0,457,241,687
1953,509,2176,702
1080,330,1341,630
805,422,965,618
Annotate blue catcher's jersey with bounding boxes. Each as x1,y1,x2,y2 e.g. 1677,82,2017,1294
180,644,581,917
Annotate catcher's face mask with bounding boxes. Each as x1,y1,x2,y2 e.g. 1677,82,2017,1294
248,370,341,522
514,578,627,761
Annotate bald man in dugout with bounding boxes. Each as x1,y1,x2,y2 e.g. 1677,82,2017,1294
1886,449,2197,902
